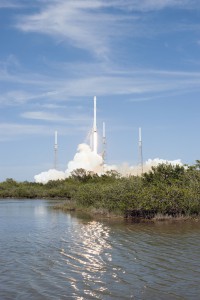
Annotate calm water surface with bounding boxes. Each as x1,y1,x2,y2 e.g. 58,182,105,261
0,199,200,300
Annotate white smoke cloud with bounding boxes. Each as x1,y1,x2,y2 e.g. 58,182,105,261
119,158,183,177
145,158,182,166
34,169,66,184
34,143,183,184
34,143,104,184
65,143,103,176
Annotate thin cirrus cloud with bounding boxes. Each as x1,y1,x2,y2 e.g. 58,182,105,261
15,0,113,59
15,0,199,61
0,0,20,8
2,69,200,107
15,0,184,58
0,121,87,141
0,90,60,106
21,111,67,122
114,0,195,11
21,111,91,124
0,123,50,140
2,0,200,107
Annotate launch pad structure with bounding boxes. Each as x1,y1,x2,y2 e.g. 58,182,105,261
54,130,58,170
91,96,142,172
91,96,106,162
52,96,143,175
102,121,106,165
138,127,143,174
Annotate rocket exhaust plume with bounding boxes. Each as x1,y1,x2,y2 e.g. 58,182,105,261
34,99,183,184
65,143,103,176
93,96,98,154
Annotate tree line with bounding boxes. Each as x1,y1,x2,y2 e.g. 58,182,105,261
1,162,200,217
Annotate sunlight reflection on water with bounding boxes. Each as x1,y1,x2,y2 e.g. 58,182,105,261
0,199,200,299
60,220,112,298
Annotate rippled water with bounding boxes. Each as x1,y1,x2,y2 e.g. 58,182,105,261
0,199,200,299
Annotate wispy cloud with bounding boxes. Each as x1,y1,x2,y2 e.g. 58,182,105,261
113,0,194,12
21,111,67,122
16,1,114,59
1,66,200,107
0,123,50,139
14,0,200,62
111,0,200,11
0,121,86,141
41,103,67,109
0,90,60,106
0,0,21,9
21,110,91,124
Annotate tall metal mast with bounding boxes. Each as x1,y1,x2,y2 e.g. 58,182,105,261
139,127,143,174
54,130,58,170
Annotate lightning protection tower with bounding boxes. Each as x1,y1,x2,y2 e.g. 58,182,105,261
54,130,58,170
102,122,106,165
138,127,143,174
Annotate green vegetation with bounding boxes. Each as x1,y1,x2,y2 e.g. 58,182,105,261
1,162,200,218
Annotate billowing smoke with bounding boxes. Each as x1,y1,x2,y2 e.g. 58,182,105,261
65,143,103,176
34,143,183,184
34,143,104,183
145,158,182,167
34,96,183,183
34,169,66,184
118,158,183,177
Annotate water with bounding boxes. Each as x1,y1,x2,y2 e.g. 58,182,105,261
0,199,200,300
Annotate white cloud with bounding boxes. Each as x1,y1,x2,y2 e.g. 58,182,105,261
0,121,86,141
41,103,66,109
103,0,198,11
21,111,90,123
0,123,50,138
1,67,200,107
16,0,114,59
0,1,20,9
0,90,29,105
21,111,67,122
14,0,200,62
0,90,59,106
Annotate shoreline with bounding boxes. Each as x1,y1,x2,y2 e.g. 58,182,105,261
1,197,200,222
53,200,200,223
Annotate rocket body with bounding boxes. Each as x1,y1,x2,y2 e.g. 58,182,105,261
55,130,58,146
94,96,97,132
93,96,98,154
103,122,105,139
54,130,58,169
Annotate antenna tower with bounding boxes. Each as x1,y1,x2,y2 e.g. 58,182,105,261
138,127,143,174
54,130,58,170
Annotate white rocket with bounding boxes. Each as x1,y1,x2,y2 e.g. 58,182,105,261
93,96,98,154
55,130,58,145
54,130,58,169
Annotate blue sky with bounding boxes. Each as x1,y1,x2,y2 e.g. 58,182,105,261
1,0,200,181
